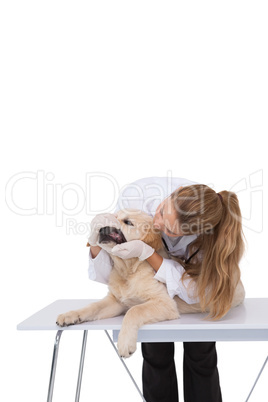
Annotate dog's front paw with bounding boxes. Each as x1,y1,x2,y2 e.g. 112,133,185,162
56,311,82,327
117,331,137,358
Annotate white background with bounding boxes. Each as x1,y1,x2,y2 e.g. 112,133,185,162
1,1,267,401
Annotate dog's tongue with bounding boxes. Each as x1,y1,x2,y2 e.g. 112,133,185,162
109,231,122,242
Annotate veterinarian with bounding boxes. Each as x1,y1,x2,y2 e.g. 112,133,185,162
88,176,244,402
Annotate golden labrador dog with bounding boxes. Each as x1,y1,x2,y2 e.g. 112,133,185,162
56,209,245,357
56,209,179,357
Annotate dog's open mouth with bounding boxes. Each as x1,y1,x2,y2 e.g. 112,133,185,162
99,226,127,245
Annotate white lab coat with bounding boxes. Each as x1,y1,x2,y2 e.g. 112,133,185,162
88,176,200,304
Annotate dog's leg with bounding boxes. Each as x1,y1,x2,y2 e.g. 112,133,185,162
117,299,179,358
56,294,126,327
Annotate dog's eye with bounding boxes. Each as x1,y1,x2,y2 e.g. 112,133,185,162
124,219,134,226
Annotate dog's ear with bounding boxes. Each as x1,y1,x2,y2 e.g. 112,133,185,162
142,228,163,251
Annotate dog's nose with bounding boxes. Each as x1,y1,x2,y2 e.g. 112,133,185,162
99,226,111,235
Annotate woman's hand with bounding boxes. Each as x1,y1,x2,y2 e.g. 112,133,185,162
111,240,155,261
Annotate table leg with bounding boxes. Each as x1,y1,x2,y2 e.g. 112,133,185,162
245,355,268,402
47,330,63,402
105,330,147,402
75,330,88,402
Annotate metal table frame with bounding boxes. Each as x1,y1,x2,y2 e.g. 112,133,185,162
17,298,268,402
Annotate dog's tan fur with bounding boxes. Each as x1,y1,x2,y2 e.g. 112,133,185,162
56,209,245,357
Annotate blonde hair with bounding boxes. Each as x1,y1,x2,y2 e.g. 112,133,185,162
171,184,245,320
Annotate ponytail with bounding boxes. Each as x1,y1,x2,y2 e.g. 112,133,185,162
172,185,245,319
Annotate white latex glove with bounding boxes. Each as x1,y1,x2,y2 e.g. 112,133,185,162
88,213,120,246
111,240,155,261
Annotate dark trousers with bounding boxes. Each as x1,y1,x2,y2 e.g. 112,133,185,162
142,342,222,402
